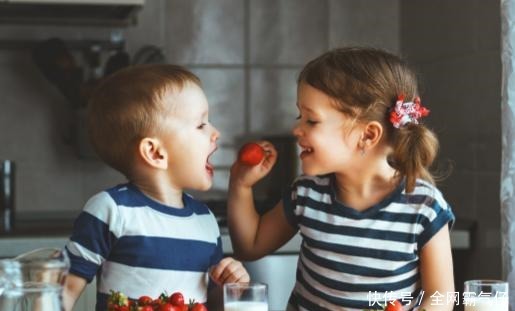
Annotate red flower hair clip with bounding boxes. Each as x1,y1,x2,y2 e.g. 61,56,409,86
389,94,430,128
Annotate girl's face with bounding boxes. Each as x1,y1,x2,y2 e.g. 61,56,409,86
159,83,220,191
293,82,363,176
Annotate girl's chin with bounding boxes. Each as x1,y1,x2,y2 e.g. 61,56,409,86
301,166,329,177
301,164,316,176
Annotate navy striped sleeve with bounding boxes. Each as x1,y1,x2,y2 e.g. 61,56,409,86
66,192,119,283
210,236,223,266
65,246,99,283
418,202,455,249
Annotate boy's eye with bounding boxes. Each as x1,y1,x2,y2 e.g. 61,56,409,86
197,123,207,129
295,114,301,120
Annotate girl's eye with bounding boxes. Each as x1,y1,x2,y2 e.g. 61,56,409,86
197,123,207,129
307,119,318,125
295,114,301,120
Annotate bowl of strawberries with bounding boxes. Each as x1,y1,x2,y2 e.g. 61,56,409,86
107,290,208,311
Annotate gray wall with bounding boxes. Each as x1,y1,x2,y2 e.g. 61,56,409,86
401,0,502,281
0,0,399,216
0,0,501,282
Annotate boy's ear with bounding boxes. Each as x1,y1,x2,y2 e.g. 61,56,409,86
360,121,383,149
138,137,168,169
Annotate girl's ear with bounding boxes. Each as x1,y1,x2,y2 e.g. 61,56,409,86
138,137,168,169
360,121,383,149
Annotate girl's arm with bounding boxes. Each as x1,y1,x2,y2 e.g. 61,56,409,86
418,226,455,311
227,141,297,261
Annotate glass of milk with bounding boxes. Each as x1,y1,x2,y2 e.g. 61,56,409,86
463,280,509,311
223,282,268,311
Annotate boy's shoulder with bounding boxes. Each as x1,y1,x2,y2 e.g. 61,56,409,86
97,183,139,206
89,184,212,215
182,192,212,215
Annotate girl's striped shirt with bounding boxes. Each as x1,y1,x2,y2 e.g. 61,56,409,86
283,175,454,311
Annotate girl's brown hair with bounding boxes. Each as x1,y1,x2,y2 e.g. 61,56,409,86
87,64,201,177
298,47,438,192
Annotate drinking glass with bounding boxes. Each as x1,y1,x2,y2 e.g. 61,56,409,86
0,282,63,311
0,248,69,311
463,279,509,311
223,282,268,311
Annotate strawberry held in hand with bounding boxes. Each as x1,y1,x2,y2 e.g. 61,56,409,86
384,300,403,311
238,142,265,166
363,299,408,311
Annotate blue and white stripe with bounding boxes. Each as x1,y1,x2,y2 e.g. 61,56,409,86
284,175,454,311
65,184,222,311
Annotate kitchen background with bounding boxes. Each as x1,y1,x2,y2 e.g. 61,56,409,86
0,0,501,302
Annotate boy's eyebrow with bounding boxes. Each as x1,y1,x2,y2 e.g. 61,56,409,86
199,110,208,120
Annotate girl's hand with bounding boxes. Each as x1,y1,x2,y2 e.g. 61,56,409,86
230,141,277,188
209,257,250,285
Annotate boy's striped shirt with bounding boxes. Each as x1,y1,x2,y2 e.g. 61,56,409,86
65,184,222,311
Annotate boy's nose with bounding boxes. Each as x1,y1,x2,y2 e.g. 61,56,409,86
212,126,220,141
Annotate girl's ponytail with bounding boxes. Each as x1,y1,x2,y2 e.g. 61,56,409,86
297,47,442,192
389,123,439,193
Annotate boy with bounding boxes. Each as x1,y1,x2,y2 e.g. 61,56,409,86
63,65,249,311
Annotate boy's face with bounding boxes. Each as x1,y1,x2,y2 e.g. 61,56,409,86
159,83,220,191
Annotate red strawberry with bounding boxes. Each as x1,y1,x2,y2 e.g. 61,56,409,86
138,295,153,306
384,299,403,311
159,303,181,311
169,292,185,306
190,302,208,311
238,142,265,166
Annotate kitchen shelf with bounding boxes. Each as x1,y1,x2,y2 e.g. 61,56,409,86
0,38,124,51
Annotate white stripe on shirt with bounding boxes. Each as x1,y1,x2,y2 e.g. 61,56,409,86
98,261,208,302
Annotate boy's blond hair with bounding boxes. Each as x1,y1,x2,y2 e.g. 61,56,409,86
88,64,201,177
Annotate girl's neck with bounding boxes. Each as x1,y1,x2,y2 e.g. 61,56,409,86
333,158,400,211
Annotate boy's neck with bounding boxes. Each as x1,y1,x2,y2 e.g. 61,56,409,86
131,178,185,208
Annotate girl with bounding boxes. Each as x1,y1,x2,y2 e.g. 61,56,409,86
227,47,455,311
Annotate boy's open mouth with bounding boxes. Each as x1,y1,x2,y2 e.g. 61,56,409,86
205,163,214,176
206,147,217,176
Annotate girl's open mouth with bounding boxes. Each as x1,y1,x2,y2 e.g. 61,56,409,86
300,146,313,158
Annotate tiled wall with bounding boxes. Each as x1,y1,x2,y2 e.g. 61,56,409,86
401,0,502,281
0,0,500,286
0,0,399,216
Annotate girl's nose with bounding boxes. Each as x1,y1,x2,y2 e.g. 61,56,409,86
292,123,301,137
